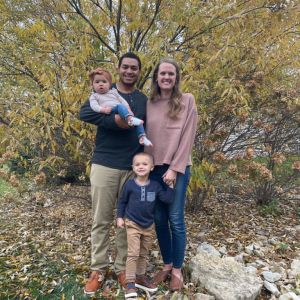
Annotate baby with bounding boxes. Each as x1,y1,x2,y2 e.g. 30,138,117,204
89,68,152,146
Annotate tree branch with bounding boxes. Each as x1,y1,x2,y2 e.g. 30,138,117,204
67,0,116,54
115,0,122,53
135,0,162,51
175,4,268,51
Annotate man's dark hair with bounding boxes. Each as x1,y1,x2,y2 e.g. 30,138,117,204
118,52,142,70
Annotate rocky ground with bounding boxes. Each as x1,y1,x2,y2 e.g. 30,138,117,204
0,184,299,299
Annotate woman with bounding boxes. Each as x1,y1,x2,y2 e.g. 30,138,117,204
145,58,198,291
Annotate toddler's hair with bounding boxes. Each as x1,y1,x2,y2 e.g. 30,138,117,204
89,68,112,86
133,152,154,165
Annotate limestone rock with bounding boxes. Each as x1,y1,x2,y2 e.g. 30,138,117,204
197,242,221,257
190,250,263,300
195,293,215,300
245,244,255,255
263,280,280,297
234,253,245,264
279,292,300,300
291,260,300,277
245,266,258,275
218,245,227,256
269,263,287,279
262,270,282,282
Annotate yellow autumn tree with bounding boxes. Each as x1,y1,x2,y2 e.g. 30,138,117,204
0,0,299,204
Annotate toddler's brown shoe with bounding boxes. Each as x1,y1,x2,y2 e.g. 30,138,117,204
125,282,137,299
135,274,158,293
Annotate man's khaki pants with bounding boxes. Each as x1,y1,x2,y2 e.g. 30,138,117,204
125,219,155,282
90,164,133,274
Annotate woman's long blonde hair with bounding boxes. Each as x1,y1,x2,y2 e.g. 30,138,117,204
149,58,183,119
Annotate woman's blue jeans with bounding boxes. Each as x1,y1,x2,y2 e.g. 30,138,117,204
150,165,190,268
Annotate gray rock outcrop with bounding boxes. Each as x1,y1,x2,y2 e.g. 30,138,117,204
190,249,263,300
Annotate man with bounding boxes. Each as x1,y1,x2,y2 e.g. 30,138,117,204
79,52,147,295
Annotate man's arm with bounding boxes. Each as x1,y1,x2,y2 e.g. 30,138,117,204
79,100,129,129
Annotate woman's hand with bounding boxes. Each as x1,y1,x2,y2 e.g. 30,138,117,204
162,169,177,187
116,218,125,228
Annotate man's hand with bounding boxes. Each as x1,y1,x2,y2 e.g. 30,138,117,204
117,217,125,228
115,114,130,129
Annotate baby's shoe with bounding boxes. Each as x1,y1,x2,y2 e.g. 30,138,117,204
139,136,153,147
128,116,144,126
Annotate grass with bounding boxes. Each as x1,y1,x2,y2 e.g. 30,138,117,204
0,253,88,300
0,178,17,197
258,199,281,216
27,272,85,300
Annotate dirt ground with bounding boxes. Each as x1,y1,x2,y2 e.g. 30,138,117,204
0,184,299,299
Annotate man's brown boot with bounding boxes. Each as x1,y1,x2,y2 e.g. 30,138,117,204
84,271,103,295
117,271,126,289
